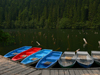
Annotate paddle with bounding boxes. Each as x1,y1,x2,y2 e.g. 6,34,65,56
75,48,80,53
83,38,93,47
83,38,87,44
36,41,60,51
36,41,47,49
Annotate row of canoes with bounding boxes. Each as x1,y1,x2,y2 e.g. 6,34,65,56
4,46,100,68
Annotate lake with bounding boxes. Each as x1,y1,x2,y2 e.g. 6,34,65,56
0,29,100,56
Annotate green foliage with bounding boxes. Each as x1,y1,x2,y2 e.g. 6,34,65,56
0,0,100,29
58,18,71,29
0,30,15,46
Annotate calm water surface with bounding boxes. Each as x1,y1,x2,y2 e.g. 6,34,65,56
0,29,100,56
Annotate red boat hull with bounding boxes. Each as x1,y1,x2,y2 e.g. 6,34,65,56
12,47,41,61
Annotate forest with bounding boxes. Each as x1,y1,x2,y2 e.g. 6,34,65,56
0,0,100,29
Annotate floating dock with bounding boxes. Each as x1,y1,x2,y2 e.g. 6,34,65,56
0,55,100,75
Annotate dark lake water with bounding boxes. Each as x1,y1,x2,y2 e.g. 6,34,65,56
0,29,100,68
1,29,100,55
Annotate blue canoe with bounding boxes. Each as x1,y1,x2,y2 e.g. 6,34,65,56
35,51,62,68
4,46,32,58
21,49,52,65
76,51,94,68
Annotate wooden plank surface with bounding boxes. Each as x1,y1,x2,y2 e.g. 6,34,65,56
83,70,90,75
59,70,64,75
0,65,21,74
87,70,94,75
74,70,80,75
54,70,59,75
1,55,100,75
28,70,41,75
16,68,36,75
69,70,75,75
64,70,69,75
1,66,29,75
41,70,49,75
50,70,55,75
92,70,100,75
0,63,17,71
50,70,59,75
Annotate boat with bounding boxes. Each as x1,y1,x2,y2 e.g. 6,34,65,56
4,46,32,58
35,51,62,68
76,51,94,68
12,47,41,61
21,49,52,65
58,51,77,68
91,51,100,66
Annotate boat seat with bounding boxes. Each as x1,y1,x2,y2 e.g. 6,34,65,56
21,55,27,58
13,53,19,55
61,57,72,60
41,61,52,65
31,58,38,60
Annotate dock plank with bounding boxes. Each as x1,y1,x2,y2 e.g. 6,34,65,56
1,66,29,75
54,70,59,75
87,70,94,75
0,63,17,71
41,70,49,75
83,70,90,75
50,70,55,75
28,70,41,75
74,70,80,75
69,70,75,75
78,70,85,75
59,70,64,75
16,68,36,75
64,70,69,75
0,65,21,74
50,70,59,75
92,70,100,75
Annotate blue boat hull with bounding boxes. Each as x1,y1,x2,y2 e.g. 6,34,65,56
21,49,52,65
77,61,93,68
4,46,32,58
35,51,62,68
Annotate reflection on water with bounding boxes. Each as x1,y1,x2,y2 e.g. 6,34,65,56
0,29,100,55
83,43,87,48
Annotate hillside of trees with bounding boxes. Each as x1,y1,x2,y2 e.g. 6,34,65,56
0,0,100,29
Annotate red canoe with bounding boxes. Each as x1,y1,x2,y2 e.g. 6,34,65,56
12,47,42,61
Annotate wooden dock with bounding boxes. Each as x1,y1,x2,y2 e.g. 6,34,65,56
0,55,100,75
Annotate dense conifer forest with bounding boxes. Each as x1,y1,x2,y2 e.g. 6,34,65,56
0,0,100,29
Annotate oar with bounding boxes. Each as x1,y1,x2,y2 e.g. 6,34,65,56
55,47,60,51
83,38,93,47
83,38,87,44
36,41,60,51
75,49,80,53
36,41,47,48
